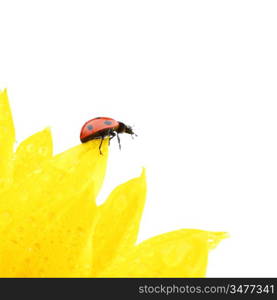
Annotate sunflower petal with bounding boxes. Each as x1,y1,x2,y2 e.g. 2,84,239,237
0,89,15,189
91,169,147,276
0,139,108,213
0,185,96,277
100,229,228,277
13,128,53,181
0,140,109,277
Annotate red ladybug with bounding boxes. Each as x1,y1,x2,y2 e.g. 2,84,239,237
80,117,135,154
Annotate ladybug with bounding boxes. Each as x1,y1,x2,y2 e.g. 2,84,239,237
80,117,136,154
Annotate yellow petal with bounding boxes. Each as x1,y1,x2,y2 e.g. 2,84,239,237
0,89,15,189
100,229,228,277
91,169,147,276
0,185,96,277
13,128,53,182
0,139,108,214
0,139,109,277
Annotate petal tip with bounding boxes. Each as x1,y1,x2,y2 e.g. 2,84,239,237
0,88,7,95
0,88,8,101
42,126,52,137
208,231,229,250
140,167,146,178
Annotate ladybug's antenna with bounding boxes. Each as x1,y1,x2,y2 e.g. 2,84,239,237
130,123,138,138
131,133,138,139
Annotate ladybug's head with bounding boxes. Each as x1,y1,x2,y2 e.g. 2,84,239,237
117,122,136,136
124,125,135,135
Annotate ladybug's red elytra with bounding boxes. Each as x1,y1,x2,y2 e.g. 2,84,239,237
80,117,136,154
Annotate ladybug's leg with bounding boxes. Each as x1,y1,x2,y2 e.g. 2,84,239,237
116,133,121,150
99,136,104,155
108,131,116,145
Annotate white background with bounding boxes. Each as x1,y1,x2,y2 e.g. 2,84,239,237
0,0,277,277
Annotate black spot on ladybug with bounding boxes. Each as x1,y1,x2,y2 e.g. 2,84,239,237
104,120,113,125
87,125,93,131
